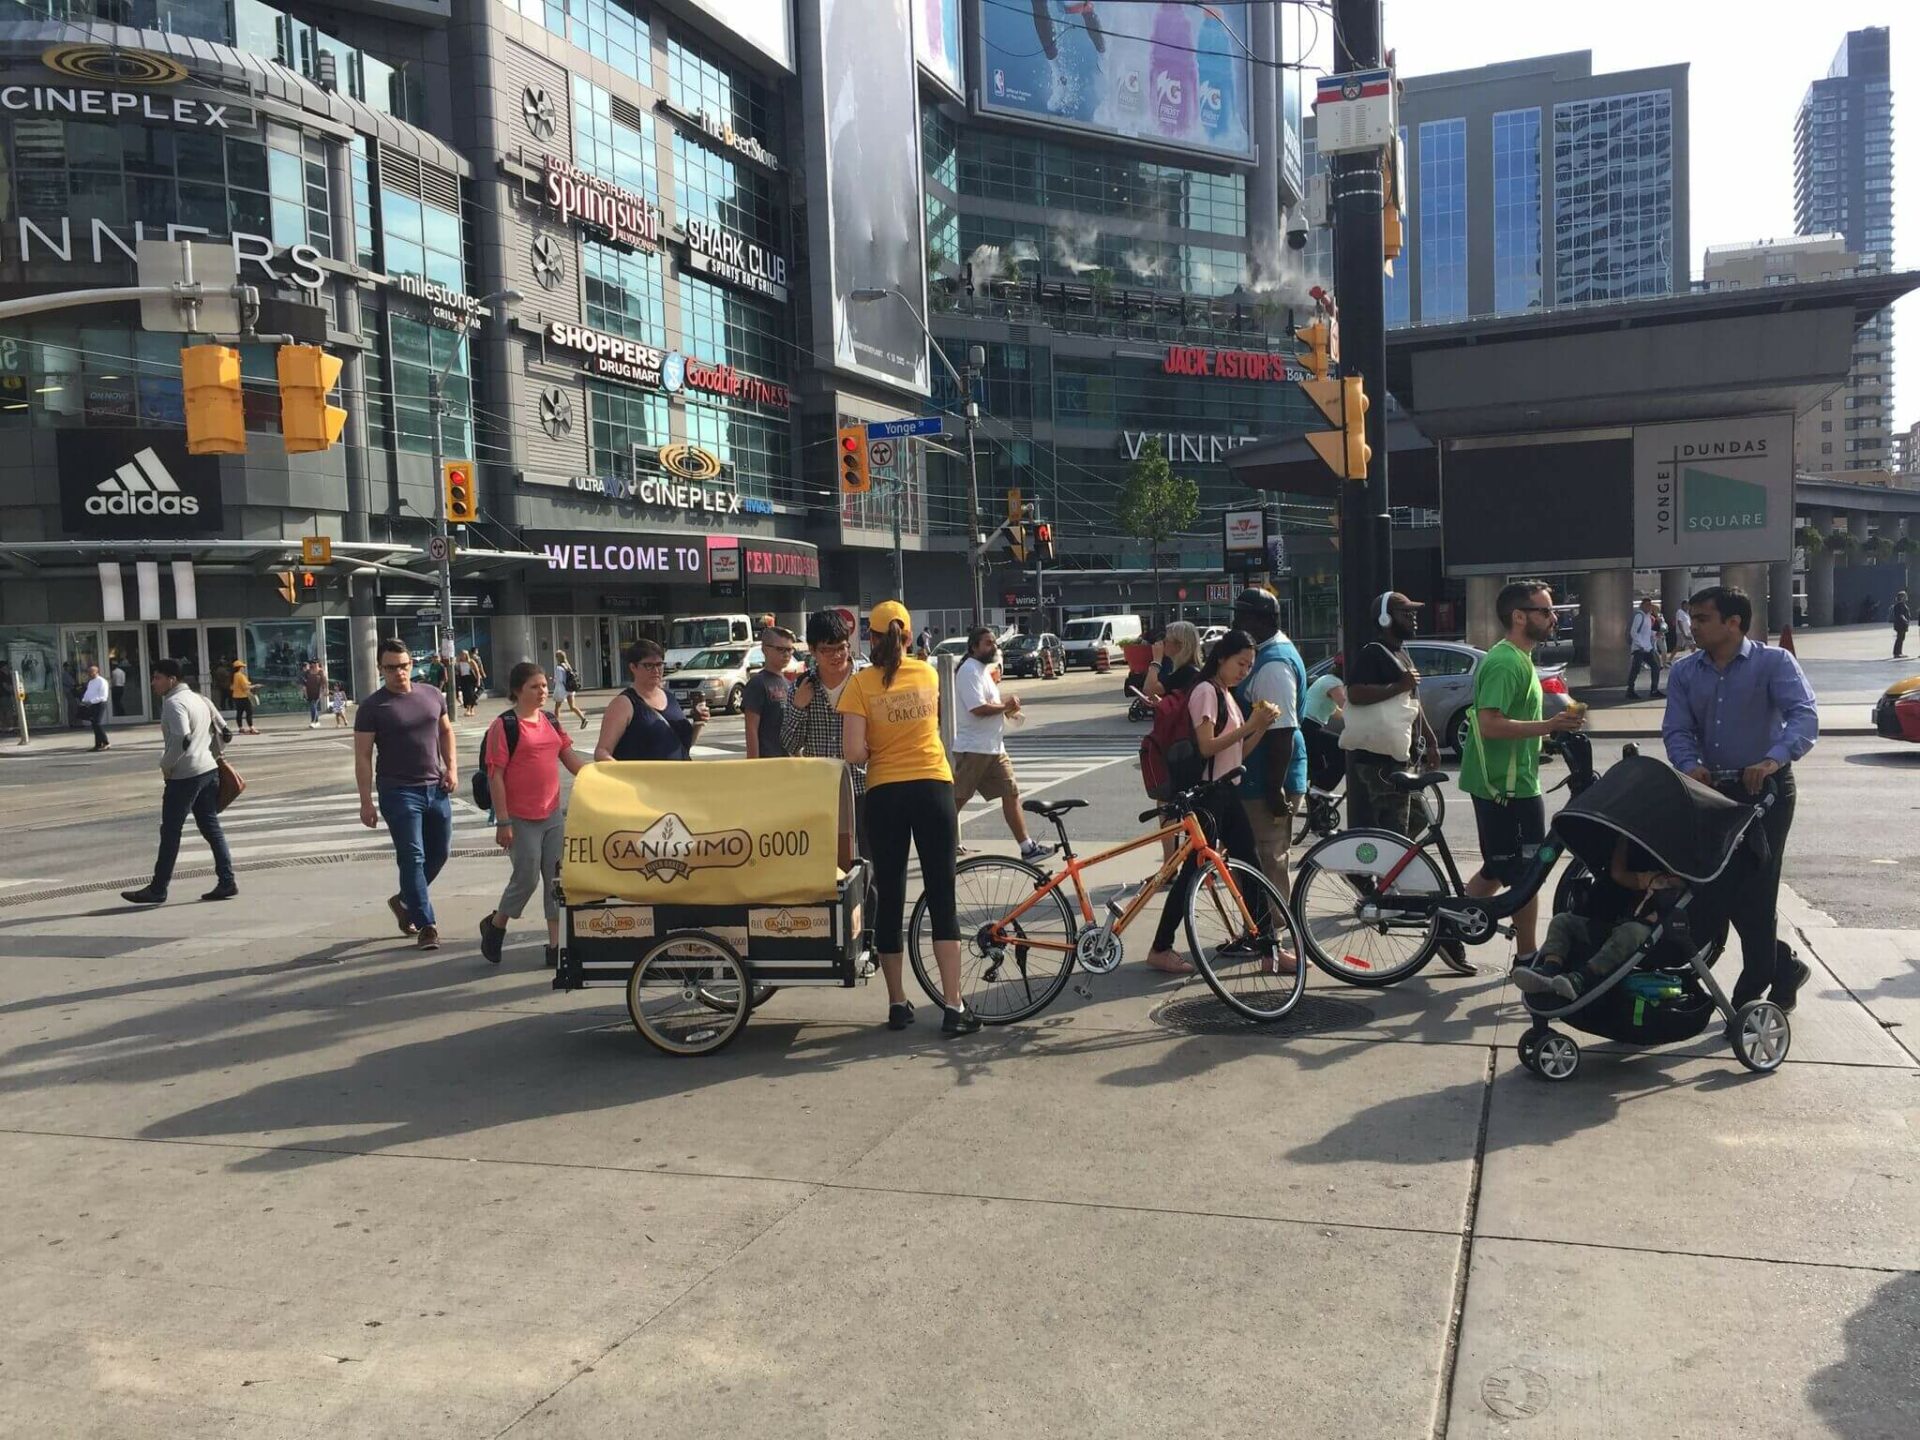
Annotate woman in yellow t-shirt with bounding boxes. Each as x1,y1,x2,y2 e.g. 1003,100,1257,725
227,660,259,734
838,601,976,1036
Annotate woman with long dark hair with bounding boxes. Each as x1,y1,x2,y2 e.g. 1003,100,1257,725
1145,628,1282,973
838,601,978,1036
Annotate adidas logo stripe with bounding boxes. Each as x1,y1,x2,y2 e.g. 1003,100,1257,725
87,448,200,517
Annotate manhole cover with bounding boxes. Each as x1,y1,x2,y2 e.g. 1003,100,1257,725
1152,990,1371,1037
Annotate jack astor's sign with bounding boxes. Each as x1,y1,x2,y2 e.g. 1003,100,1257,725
682,218,788,304
542,155,660,251
1162,346,1308,383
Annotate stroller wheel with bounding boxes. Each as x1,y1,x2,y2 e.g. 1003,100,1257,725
1732,1001,1792,1073
1517,1029,1544,1073
1533,1031,1580,1081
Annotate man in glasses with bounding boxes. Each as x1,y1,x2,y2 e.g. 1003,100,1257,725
355,637,458,950
742,625,798,759
1460,580,1585,967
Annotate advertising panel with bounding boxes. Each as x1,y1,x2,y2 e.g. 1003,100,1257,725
914,0,964,97
975,1,1253,161
811,0,930,393
681,0,795,73
58,434,223,539
1632,415,1794,568
1222,508,1266,574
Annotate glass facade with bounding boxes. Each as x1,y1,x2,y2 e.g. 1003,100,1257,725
1417,118,1467,322
1492,108,1542,314
671,132,783,251
378,184,462,292
584,242,668,345
573,82,657,201
586,380,670,486
1552,90,1675,305
390,317,471,457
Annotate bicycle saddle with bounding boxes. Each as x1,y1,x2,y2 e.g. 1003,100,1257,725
1022,798,1087,819
1389,769,1447,793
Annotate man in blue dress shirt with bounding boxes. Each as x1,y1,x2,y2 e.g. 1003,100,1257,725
1661,585,1820,1011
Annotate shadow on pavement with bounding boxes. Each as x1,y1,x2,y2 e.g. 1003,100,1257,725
1805,1271,1920,1440
1843,750,1920,767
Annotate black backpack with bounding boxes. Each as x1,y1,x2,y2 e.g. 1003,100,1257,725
470,711,521,813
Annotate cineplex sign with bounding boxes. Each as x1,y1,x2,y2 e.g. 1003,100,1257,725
545,321,790,409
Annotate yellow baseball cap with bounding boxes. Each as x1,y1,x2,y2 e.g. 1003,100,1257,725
868,600,911,637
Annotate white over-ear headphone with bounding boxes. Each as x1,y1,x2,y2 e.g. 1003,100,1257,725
1378,592,1393,627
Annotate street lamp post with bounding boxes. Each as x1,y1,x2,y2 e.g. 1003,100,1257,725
427,288,520,660
850,287,986,626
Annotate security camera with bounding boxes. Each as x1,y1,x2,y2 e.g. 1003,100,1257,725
1286,227,1309,251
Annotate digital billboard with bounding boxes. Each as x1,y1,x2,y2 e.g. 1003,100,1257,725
914,0,964,96
975,1,1254,161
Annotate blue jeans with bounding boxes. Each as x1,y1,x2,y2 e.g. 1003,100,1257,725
308,698,322,723
151,770,234,896
379,783,453,929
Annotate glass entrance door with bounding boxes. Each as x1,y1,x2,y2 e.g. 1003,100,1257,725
104,626,147,720
204,625,241,712
154,625,207,696
59,626,101,731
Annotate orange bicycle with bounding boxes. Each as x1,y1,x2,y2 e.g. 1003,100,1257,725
907,769,1305,1024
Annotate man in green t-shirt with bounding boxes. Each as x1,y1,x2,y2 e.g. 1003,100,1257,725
1460,581,1586,960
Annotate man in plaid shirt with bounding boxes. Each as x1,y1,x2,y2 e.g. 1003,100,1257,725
780,608,868,856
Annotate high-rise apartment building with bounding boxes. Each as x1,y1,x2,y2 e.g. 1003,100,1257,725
1794,27,1894,466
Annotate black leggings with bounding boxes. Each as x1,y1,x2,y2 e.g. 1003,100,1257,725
1153,784,1262,952
233,698,254,727
867,778,959,952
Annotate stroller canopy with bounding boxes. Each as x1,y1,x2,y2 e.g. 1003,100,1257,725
1553,755,1758,884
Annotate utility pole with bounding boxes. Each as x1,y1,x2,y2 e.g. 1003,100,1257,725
427,371,457,664
1331,0,1393,665
962,347,987,628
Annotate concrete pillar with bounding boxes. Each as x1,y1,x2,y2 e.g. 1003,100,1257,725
1850,511,1872,542
1659,567,1690,640
1721,563,1771,641
1584,566,1632,688
1811,548,1837,626
1465,574,1502,650
1769,559,1794,631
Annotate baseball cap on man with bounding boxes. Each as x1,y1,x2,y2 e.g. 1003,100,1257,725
869,600,912,637
1232,588,1280,621
1373,591,1425,626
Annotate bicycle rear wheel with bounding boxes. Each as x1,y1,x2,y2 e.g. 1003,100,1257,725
1186,859,1306,1021
909,855,1078,1023
1292,829,1445,987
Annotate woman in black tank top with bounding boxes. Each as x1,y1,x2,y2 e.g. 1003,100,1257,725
592,638,707,762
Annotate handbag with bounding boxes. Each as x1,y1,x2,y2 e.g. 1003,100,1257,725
215,758,246,812
1340,683,1420,762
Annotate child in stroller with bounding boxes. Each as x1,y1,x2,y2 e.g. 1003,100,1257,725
1512,835,1681,1002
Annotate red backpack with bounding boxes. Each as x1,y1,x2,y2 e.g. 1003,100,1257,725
1139,683,1210,801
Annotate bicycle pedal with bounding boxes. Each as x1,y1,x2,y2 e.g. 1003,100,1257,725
1073,983,1094,1000
1497,924,1515,939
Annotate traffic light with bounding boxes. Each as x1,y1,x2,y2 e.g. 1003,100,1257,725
837,426,870,494
1295,321,1331,382
1005,487,1026,562
1301,375,1371,481
1034,522,1056,564
180,344,245,455
275,570,297,606
443,460,478,524
276,345,347,454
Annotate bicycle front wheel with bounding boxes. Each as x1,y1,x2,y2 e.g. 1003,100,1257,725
1186,859,1306,1022
1292,829,1445,987
909,855,1078,1024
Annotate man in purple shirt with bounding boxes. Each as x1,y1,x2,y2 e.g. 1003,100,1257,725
356,638,458,951
1661,585,1819,1011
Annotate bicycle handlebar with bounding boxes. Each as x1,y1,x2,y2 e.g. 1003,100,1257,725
1137,767,1246,824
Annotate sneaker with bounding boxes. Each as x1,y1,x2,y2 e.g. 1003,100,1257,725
387,894,418,936
887,1001,916,1031
308,721,320,729
941,1004,981,1037
1511,963,1564,996
1547,971,1588,1001
120,887,165,906
1019,839,1056,862
1439,937,1477,975
1770,954,1813,1012
415,924,440,952
199,880,238,902
479,915,506,965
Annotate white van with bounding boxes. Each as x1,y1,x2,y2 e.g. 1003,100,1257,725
664,614,754,672
1060,614,1143,669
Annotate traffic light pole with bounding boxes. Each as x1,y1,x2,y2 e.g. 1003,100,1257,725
428,371,456,663
1332,0,1392,666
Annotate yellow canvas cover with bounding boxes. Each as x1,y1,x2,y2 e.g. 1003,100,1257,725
562,758,852,906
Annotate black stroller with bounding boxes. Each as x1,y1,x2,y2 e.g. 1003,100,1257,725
1517,755,1789,1081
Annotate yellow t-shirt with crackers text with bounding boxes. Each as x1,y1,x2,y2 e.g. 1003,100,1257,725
837,658,952,788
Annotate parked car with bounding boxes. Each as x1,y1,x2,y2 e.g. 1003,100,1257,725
1001,632,1064,678
1306,640,1571,756
933,636,971,660
1873,675,1920,743
665,644,766,715
1060,614,1143,669
1197,625,1229,653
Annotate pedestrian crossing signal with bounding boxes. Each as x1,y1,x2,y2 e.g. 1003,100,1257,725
838,426,870,494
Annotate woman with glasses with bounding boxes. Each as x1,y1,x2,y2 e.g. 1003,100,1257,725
593,639,708,762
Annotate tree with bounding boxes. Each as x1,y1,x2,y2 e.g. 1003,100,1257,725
1115,436,1200,625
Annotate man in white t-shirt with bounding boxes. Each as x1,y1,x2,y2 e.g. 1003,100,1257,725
951,627,1050,861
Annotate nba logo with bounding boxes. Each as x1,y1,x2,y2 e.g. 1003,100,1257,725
993,69,1005,96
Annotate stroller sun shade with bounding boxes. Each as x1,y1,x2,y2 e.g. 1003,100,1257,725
1553,756,1760,885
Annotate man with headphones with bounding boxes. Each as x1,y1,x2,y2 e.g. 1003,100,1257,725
1339,591,1441,838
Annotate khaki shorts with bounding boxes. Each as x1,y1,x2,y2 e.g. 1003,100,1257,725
952,751,1017,806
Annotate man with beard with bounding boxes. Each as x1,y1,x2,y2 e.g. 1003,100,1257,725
1339,591,1440,839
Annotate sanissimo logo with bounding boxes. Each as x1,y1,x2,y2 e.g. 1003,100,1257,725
87,447,200,517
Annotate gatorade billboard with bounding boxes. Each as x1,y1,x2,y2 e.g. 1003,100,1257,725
975,1,1254,161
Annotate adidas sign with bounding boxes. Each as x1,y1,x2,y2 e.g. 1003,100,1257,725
86,447,201,518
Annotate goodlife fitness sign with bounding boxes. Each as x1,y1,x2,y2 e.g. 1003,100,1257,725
1163,346,1309,383
543,155,660,251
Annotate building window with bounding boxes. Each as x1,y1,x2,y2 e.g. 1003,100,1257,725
586,381,669,484
583,242,667,346
379,185,462,293
683,399,791,504
666,33,778,149
570,0,651,87
1553,90,1674,305
671,132,782,251
680,273,787,380
1417,118,1467,321
390,316,469,456
1491,109,1542,314
574,82,656,201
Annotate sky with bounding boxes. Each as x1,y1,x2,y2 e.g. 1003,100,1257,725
1302,1,1917,437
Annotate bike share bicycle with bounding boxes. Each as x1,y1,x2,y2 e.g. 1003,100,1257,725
905,769,1306,1025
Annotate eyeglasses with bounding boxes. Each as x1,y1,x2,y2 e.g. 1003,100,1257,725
380,660,413,672
636,660,665,671
1516,606,1555,617
765,645,794,656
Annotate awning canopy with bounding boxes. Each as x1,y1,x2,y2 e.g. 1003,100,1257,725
0,538,553,582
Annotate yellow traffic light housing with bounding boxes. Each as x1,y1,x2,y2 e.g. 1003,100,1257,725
274,570,298,606
837,426,870,494
1005,488,1027,561
276,345,347,454
443,461,478,524
180,344,245,455
1295,321,1331,382
1301,375,1371,482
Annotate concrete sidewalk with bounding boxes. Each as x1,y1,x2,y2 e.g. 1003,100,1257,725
0,833,1913,1437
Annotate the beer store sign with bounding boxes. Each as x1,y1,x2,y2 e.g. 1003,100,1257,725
1162,346,1308,383
682,218,789,304
546,320,665,387
542,155,660,251
657,98,783,172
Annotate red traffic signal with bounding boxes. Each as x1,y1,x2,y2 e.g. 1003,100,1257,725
837,426,870,494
